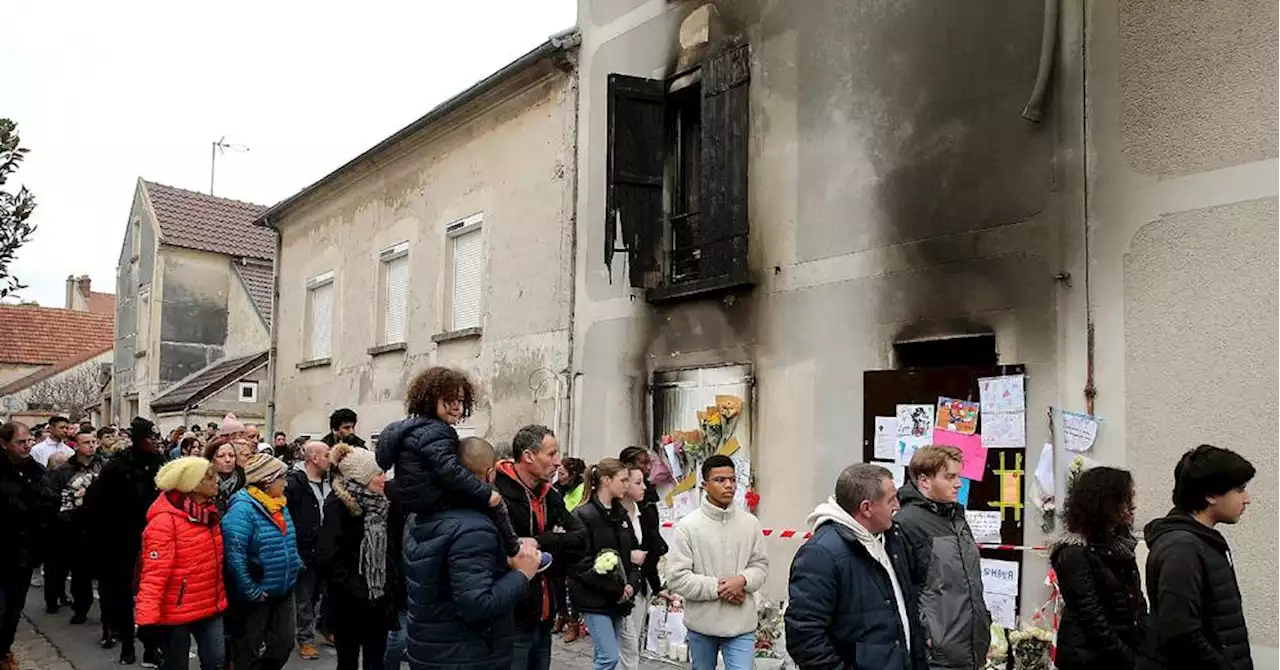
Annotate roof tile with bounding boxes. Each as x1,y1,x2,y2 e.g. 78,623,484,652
143,181,274,260
0,304,115,366
233,261,274,328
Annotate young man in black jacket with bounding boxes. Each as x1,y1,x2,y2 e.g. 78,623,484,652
1,422,57,670
286,441,333,659
1140,444,1255,670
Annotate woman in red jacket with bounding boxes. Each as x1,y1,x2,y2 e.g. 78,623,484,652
135,457,228,670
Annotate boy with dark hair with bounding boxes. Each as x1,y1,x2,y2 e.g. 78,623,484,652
1140,444,1255,670
667,454,769,670
324,408,366,449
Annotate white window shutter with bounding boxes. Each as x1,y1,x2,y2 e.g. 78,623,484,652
310,282,334,358
384,256,409,343
451,229,483,330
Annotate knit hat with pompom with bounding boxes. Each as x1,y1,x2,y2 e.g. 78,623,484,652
155,456,212,493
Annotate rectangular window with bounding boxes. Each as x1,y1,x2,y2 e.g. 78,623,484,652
605,43,752,301
379,242,410,344
137,289,151,347
447,216,484,331
238,382,259,403
305,272,335,360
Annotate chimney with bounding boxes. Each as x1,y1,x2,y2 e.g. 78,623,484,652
65,275,77,310
77,275,92,300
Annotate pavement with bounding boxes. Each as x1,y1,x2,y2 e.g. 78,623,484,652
15,583,678,670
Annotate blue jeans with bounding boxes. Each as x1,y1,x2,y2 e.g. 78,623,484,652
582,613,624,670
160,615,225,670
383,611,407,668
510,622,552,670
687,630,755,670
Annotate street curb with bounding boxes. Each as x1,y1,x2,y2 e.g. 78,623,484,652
13,614,77,670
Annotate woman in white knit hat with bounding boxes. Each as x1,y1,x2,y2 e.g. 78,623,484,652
318,444,395,670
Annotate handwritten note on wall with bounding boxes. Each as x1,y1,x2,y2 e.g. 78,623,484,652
966,510,1003,543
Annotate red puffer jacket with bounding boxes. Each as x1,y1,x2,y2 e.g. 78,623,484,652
134,492,227,626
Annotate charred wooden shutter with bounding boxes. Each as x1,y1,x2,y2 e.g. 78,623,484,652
699,43,751,284
606,74,665,288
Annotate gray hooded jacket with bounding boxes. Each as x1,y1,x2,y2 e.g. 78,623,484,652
895,480,991,669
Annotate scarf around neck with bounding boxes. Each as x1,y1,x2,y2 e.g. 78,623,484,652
334,476,390,600
166,490,220,527
247,485,288,533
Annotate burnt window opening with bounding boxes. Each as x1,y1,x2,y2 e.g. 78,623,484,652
894,334,998,369
605,43,751,302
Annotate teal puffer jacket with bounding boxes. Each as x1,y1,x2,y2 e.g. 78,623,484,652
220,489,302,601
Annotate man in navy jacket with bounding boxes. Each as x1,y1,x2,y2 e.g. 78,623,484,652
786,463,927,670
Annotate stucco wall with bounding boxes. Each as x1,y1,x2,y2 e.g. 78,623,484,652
113,185,156,422
271,67,577,446
1085,0,1278,657
573,0,1066,601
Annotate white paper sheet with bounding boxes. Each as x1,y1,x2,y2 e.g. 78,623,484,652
664,443,684,479
980,558,1020,596
966,510,1003,543
981,411,1026,448
1061,410,1099,452
874,416,898,460
1034,442,1054,503
672,491,699,519
984,591,1018,629
895,404,934,438
979,375,1026,413
886,464,906,488
646,605,666,653
664,611,688,647
733,458,751,508
895,434,930,467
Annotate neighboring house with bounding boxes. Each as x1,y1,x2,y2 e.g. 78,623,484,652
112,178,276,425
258,34,578,442
149,351,269,434
0,302,115,423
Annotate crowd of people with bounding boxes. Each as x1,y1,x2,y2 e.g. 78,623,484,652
0,369,1260,670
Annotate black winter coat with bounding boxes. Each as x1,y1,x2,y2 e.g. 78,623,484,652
1137,511,1252,670
568,497,644,617
285,468,330,568
81,446,165,574
404,508,529,670
316,493,398,632
375,416,490,518
386,479,407,613
322,432,367,449
785,522,928,670
0,454,56,573
1049,532,1146,669
632,482,668,596
494,461,582,626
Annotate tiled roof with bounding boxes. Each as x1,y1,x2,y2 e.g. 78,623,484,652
88,292,116,315
143,180,274,260
0,304,115,365
233,260,274,328
151,350,268,413
0,345,111,397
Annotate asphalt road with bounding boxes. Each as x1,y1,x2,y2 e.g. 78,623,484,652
16,583,676,670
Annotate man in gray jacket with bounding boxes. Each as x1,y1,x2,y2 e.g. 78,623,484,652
896,446,991,669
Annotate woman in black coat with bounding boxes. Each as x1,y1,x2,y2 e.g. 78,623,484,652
570,458,644,670
1050,466,1147,670
318,445,396,670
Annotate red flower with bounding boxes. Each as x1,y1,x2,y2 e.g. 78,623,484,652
745,488,760,513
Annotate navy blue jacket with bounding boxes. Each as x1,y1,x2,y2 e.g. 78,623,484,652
404,508,529,670
785,522,928,670
376,416,491,518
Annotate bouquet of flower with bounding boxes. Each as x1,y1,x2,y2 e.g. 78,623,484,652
592,549,630,602
1009,625,1053,670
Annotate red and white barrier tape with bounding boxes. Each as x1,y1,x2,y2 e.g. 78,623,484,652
659,521,1046,551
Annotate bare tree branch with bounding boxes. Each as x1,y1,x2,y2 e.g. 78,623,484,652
20,364,102,421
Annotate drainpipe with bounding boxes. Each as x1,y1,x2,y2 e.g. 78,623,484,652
1021,0,1060,122
264,222,283,436
561,46,582,455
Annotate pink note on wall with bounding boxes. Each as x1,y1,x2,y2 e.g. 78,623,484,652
932,429,988,481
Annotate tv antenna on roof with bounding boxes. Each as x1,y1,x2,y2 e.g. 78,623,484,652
210,136,249,196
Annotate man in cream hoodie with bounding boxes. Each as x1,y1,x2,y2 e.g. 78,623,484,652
785,463,927,670
667,454,769,670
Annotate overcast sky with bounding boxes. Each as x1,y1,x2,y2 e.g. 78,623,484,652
1,0,576,307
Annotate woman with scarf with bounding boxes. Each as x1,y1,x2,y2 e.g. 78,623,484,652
1050,466,1147,669
136,458,227,670
203,439,245,515
318,444,396,670
221,453,302,670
